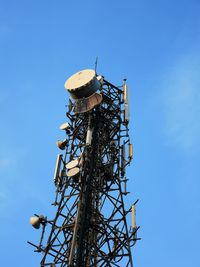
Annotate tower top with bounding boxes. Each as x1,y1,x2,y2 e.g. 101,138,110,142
64,69,101,99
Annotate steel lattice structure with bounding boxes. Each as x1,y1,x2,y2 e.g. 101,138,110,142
29,71,139,267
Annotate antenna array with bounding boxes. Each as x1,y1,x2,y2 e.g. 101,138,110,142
29,69,139,267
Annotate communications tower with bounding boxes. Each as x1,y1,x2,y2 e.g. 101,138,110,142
28,69,139,266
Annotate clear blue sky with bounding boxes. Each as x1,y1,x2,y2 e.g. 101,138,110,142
0,0,200,266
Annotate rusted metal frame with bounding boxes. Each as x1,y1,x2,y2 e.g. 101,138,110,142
93,194,100,267
49,245,66,263
101,184,120,194
64,190,80,198
61,214,77,239
75,179,92,264
110,240,129,262
99,144,112,163
84,233,91,266
61,187,78,203
99,193,107,212
102,102,119,117
62,223,77,244
112,252,131,257
101,92,116,103
110,244,126,264
103,79,122,94
28,241,57,259
60,261,67,267
96,211,126,243
101,96,128,264
62,204,77,227
60,260,67,267
56,196,78,224
89,244,113,267
125,260,132,267
73,133,85,147
106,222,126,241
62,194,79,222
101,190,122,212
70,116,87,150
96,250,121,267
70,140,82,158
102,83,118,99
68,195,83,266
99,183,116,196
42,231,67,264
104,173,132,260
65,112,74,123
103,98,120,112
106,209,126,227
100,141,114,159
50,231,64,250
103,82,118,96
69,137,82,156
116,174,134,267
43,244,67,263
40,190,79,264
75,174,93,266
103,211,126,239
110,126,121,140
59,212,70,220
75,112,100,266
98,257,121,267
96,224,117,252
47,244,67,266
108,229,130,258
95,233,113,254
99,220,113,255
101,121,118,137
59,248,69,267
53,178,64,205
86,223,99,266
43,262,63,266
88,199,128,263
59,256,68,267
40,182,70,265
54,232,74,263
103,175,119,189
73,120,88,138
100,107,120,121
35,220,56,252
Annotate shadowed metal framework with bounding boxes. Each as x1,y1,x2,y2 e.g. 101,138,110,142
28,70,139,267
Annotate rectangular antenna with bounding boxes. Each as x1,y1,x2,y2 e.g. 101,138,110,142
53,154,62,184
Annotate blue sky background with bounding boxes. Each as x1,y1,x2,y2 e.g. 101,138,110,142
0,0,200,266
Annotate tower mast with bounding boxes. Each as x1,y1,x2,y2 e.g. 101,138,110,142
29,69,139,266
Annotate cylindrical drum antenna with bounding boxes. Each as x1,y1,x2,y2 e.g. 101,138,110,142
64,69,101,99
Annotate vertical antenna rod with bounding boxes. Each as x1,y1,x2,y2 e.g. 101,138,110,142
94,56,98,73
